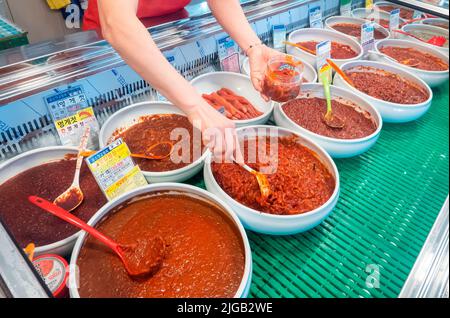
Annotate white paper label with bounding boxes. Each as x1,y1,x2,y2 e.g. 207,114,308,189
272,24,287,51
309,6,323,29
389,9,400,31
361,22,375,54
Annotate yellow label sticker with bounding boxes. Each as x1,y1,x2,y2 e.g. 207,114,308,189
86,139,148,201
366,0,373,9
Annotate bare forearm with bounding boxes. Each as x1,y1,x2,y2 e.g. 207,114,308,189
207,0,261,52
98,0,201,113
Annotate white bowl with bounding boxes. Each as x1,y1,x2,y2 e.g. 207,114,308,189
273,83,382,158
99,101,208,183
203,125,340,235
325,16,390,43
190,71,274,127
69,183,253,298
0,146,90,256
374,1,426,20
241,56,318,83
333,60,433,123
371,39,449,87
351,7,405,26
421,18,449,30
401,24,449,54
287,28,363,68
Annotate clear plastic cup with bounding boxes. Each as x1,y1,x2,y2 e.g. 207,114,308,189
262,55,304,103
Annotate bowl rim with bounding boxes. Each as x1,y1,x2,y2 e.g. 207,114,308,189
189,71,275,124
276,83,383,144
242,56,318,83
287,27,364,61
68,182,253,298
335,60,433,108
99,100,210,178
324,15,391,37
204,124,340,220
374,39,449,75
0,146,89,254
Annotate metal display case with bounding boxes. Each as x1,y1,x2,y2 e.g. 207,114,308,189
0,0,448,298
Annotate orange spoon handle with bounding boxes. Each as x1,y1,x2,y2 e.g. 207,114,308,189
28,196,119,252
326,58,354,86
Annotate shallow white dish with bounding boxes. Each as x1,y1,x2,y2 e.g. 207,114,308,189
325,16,390,43
333,60,433,123
401,24,449,54
287,28,363,68
241,56,318,83
99,101,208,183
273,83,382,158
0,146,86,257
203,125,340,235
190,71,274,127
68,183,252,298
371,39,449,87
351,7,405,26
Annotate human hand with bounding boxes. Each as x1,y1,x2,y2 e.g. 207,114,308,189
247,44,285,100
185,98,243,163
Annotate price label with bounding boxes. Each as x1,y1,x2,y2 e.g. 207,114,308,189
361,22,375,54
340,0,352,16
272,24,287,51
309,6,323,28
365,0,373,9
86,138,148,201
45,85,99,148
316,40,331,82
389,9,400,31
217,36,240,73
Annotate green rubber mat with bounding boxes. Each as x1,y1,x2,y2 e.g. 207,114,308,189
186,82,449,298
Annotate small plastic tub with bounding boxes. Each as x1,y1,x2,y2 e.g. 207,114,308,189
262,55,304,102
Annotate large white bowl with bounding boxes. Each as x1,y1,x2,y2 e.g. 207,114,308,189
203,125,340,235
0,146,91,256
68,183,252,298
374,1,426,20
351,7,405,26
333,60,433,123
99,101,208,183
190,72,274,127
241,56,318,83
287,28,363,68
421,18,449,30
401,24,449,54
325,16,390,43
371,39,449,87
273,83,382,158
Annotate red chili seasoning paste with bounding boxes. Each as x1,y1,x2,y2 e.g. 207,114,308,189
212,136,335,215
344,66,429,104
0,159,106,247
423,20,449,30
77,193,245,298
379,46,449,71
112,114,203,172
297,41,358,59
283,97,377,139
331,23,387,40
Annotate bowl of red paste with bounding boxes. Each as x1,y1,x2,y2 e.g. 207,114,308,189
204,125,340,235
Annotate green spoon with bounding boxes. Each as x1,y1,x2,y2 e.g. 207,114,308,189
321,71,345,129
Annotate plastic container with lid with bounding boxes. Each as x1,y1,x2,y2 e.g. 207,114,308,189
33,254,69,298
262,55,304,102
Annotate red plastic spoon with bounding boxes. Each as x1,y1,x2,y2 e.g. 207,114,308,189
29,196,166,278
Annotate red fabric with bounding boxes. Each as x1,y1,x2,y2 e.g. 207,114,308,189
83,0,191,31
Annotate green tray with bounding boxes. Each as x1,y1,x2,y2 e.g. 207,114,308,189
185,82,449,298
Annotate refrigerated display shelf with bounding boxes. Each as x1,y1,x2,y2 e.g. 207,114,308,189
186,83,449,298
